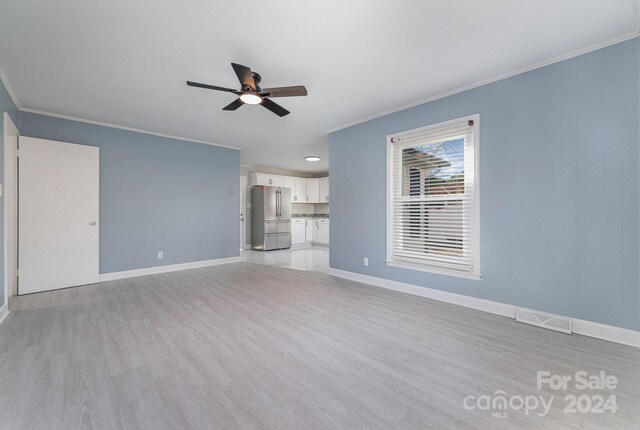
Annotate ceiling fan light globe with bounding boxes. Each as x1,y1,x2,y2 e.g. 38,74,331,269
305,156,321,162
240,93,262,105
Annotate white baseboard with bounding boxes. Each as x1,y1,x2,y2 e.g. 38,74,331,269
99,256,241,282
570,319,640,349
0,302,8,326
327,268,515,317
327,268,640,349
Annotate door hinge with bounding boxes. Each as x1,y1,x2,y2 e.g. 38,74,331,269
16,149,19,158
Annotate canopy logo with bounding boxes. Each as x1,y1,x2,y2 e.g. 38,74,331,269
463,391,552,419
463,371,618,419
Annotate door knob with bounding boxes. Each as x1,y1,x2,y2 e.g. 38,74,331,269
90,221,96,226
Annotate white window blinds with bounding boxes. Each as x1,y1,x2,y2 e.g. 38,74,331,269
387,116,480,278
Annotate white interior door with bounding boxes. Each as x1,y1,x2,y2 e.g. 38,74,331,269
18,137,100,294
240,175,247,250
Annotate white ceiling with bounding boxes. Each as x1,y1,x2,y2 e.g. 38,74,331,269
1,0,639,173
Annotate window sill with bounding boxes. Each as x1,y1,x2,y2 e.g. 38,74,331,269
385,260,482,281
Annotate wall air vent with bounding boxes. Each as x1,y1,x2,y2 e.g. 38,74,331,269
515,308,572,334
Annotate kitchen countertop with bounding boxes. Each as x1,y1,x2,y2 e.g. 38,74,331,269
292,214,329,219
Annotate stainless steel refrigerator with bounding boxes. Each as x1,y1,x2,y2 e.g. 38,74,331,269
251,186,292,251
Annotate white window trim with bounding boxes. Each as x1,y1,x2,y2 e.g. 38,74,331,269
385,114,481,281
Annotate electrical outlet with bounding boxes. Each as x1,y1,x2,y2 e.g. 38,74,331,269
363,257,369,266
157,251,164,259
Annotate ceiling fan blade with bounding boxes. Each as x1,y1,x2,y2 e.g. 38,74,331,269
231,63,256,90
187,81,240,94
261,86,308,98
261,98,290,117
222,98,245,111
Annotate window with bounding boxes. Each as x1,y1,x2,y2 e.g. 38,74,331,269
386,115,480,279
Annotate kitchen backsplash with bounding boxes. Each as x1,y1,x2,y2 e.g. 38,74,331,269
291,203,314,213
291,202,329,216
313,203,330,215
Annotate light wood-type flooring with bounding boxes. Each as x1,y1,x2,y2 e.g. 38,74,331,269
1,262,638,429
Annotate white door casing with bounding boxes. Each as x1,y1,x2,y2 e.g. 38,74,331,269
240,175,247,251
18,137,100,294
3,113,19,302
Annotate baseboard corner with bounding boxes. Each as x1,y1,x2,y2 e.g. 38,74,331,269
0,302,9,326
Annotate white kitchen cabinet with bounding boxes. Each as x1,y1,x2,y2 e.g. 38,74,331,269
319,177,329,203
283,176,295,191
250,172,329,204
291,219,306,244
305,218,315,243
317,219,329,244
312,219,319,242
306,178,320,203
250,172,284,188
292,177,307,203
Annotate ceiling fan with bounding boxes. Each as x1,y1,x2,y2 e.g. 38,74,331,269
187,63,307,117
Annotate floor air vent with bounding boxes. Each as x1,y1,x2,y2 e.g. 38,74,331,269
515,308,572,334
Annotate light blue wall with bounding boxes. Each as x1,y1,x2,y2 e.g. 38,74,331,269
20,112,240,274
0,78,20,308
329,38,640,331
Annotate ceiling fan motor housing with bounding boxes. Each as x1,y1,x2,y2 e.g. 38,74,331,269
251,72,262,91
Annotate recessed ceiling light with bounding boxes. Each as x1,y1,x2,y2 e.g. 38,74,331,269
305,156,321,161
239,93,262,105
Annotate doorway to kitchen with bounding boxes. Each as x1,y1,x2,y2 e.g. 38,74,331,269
240,175,246,251
242,247,329,272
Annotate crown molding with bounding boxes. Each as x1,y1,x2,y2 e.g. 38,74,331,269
19,108,242,151
3,30,638,146
1,61,240,151
327,31,640,134
0,65,22,110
